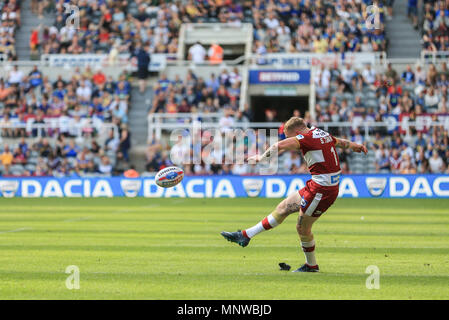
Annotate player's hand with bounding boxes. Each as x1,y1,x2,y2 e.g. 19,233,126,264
353,143,368,154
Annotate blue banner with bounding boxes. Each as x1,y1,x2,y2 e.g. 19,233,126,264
0,175,448,198
249,69,310,85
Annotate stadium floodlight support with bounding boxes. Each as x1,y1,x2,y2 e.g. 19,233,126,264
239,21,254,112
177,24,187,62
310,66,317,121
239,64,250,112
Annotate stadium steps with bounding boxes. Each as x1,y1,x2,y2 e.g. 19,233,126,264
129,84,153,146
385,0,421,58
128,80,156,171
15,0,55,60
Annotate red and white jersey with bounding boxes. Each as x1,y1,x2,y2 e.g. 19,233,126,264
296,127,341,187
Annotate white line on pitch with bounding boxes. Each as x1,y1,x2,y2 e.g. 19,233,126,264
145,204,161,208
0,227,32,234
63,217,91,222
112,204,161,214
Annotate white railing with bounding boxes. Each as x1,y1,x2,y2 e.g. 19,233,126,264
249,52,388,69
420,51,449,64
166,55,247,67
3,50,445,72
0,122,119,143
147,112,281,142
147,112,449,143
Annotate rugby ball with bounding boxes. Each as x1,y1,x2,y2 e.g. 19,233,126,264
155,166,184,188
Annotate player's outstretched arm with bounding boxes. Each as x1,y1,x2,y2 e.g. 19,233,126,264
335,137,368,154
248,137,301,162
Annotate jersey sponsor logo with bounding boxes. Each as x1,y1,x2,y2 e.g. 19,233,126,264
312,128,330,139
304,150,325,167
0,180,19,198
242,179,264,197
300,197,308,208
331,173,341,184
296,134,304,140
120,179,142,197
366,177,387,197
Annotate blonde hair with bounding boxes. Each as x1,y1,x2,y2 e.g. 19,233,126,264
284,117,307,133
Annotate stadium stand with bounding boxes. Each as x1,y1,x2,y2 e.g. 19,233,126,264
0,0,21,60
0,63,132,176
421,0,449,52
1,0,449,178
151,68,242,114
251,0,387,54
144,60,449,175
313,60,449,174
26,0,388,57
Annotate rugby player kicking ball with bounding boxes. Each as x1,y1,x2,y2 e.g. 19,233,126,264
221,117,367,272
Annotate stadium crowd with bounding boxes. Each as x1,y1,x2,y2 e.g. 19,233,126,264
150,68,242,113
30,0,388,58
421,0,449,52
310,59,449,174
143,60,449,175
0,135,122,177
0,65,133,176
252,0,387,54
2,0,449,177
0,0,21,60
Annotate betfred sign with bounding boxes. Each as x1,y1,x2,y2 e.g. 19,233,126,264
249,69,310,85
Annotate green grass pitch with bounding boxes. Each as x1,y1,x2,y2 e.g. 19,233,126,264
0,197,448,300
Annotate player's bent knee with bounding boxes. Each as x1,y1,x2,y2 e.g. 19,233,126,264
275,202,290,217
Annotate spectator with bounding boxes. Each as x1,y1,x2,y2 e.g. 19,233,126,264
401,65,415,84
63,140,80,158
98,156,113,175
30,28,39,56
219,107,235,133
119,125,131,163
8,65,24,86
408,0,418,29
208,41,224,65
0,145,14,174
429,149,444,173
424,87,440,111
390,149,402,174
132,42,151,94
188,41,206,64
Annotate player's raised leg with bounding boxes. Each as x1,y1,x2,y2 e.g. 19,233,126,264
293,211,320,272
221,191,302,247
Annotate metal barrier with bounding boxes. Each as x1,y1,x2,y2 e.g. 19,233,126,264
166,55,246,67
0,122,119,144
249,52,388,69
420,51,449,64
147,112,449,143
